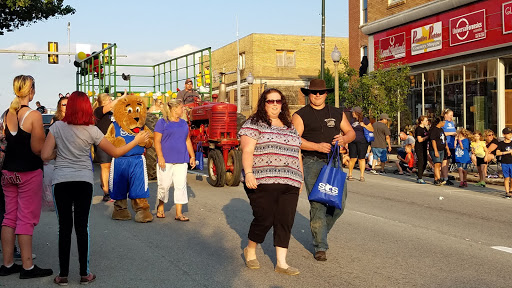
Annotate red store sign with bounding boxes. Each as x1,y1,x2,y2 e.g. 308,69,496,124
373,0,512,68
378,32,406,62
503,1,512,34
449,9,486,46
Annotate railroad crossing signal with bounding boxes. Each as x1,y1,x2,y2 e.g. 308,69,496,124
48,41,58,64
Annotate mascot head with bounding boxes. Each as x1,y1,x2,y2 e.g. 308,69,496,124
113,94,147,134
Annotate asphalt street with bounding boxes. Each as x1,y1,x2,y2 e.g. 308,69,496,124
1,165,512,287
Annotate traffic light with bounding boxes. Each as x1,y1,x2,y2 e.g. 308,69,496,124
48,42,58,64
196,72,202,87
204,69,210,85
102,43,111,64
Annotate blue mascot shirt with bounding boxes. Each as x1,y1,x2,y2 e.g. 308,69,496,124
113,121,145,157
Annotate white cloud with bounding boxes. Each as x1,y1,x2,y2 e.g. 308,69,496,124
118,44,199,65
12,59,31,69
6,42,40,51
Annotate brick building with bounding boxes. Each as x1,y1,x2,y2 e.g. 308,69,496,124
349,0,433,71
350,0,512,136
211,33,348,116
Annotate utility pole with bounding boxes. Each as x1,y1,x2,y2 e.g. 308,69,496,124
67,22,71,63
321,0,325,80
236,16,241,113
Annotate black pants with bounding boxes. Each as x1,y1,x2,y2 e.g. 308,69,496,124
53,181,93,277
416,147,428,179
244,183,299,248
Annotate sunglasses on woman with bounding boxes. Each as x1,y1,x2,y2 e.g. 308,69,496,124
265,99,282,105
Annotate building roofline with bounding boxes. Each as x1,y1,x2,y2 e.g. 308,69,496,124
213,33,348,52
360,0,477,35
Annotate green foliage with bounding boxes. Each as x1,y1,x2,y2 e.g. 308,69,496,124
345,63,411,120
0,0,75,35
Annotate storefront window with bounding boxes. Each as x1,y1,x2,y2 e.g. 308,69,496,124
424,70,441,120
444,66,464,128
407,74,422,122
504,58,512,129
465,60,497,133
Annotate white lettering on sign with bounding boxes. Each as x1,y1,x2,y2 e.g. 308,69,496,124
318,182,339,196
453,18,483,40
449,9,486,46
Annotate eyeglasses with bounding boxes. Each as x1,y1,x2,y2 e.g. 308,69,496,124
309,90,326,95
265,99,282,105
186,82,193,85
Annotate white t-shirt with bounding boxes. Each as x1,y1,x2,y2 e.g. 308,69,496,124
49,121,104,185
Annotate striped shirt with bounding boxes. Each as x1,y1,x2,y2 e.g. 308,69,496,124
239,120,303,188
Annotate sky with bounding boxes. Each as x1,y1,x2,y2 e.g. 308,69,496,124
0,0,349,112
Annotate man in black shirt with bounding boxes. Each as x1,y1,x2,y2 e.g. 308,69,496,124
292,79,355,261
35,101,47,114
429,117,450,185
496,127,512,198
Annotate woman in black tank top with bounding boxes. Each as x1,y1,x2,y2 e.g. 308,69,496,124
1,75,53,278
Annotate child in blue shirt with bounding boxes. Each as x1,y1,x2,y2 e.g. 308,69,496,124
455,128,472,188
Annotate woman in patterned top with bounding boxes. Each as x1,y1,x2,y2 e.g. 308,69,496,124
239,88,303,276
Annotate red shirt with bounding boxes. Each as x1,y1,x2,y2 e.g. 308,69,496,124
406,152,415,168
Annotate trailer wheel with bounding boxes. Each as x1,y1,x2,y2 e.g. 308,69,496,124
225,149,242,186
208,149,226,187
145,113,159,180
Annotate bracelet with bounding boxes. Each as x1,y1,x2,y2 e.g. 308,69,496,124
190,157,195,159
245,171,253,174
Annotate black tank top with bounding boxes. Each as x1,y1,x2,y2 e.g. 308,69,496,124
3,107,43,172
295,104,343,159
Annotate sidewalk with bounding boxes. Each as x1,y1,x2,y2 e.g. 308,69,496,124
384,154,505,185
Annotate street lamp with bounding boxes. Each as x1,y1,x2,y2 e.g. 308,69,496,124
331,45,341,108
246,72,255,112
246,72,254,85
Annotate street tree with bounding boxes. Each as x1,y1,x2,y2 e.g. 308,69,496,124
346,62,410,121
0,0,75,35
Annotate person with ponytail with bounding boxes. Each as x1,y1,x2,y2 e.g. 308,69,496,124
0,75,53,279
92,91,127,202
154,99,195,221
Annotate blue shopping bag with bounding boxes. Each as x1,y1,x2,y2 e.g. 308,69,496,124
308,142,347,210
364,127,374,142
195,142,204,170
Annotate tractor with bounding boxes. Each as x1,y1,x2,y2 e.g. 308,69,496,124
75,44,243,187
184,95,243,187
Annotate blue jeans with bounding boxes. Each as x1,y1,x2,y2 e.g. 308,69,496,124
303,155,347,252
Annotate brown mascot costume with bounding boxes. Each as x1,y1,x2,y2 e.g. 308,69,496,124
105,94,154,222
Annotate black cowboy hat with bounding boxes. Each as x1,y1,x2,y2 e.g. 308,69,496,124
300,79,334,95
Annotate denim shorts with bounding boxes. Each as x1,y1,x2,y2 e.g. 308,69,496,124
371,147,387,162
430,150,444,164
456,162,469,170
502,163,512,178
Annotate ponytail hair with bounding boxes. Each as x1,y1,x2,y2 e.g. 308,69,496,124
92,93,111,110
162,99,183,122
10,75,35,114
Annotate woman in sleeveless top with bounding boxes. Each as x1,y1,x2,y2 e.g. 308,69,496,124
0,75,53,279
